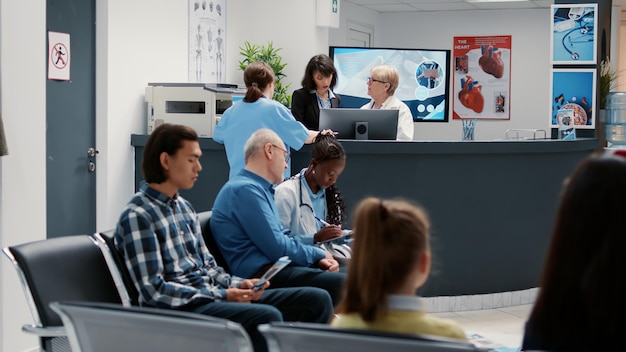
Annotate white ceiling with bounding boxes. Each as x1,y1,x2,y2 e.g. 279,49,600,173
343,0,626,13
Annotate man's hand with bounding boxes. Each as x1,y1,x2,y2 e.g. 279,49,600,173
227,279,268,302
317,251,340,272
225,288,256,303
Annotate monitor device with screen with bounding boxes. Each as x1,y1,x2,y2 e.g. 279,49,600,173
329,46,451,122
319,108,399,140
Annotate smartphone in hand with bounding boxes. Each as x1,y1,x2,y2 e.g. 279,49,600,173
252,256,291,291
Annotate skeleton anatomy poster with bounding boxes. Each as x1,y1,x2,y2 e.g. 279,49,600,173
189,0,226,83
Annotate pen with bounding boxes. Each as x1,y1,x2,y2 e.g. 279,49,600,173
314,216,331,227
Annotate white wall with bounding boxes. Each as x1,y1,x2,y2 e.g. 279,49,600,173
329,1,382,46
95,0,189,231
1,0,47,350
226,1,330,94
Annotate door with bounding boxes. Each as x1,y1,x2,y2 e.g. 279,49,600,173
347,21,373,47
46,0,97,237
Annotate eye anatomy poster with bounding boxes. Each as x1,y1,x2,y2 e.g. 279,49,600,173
189,0,226,83
551,69,596,129
550,4,597,65
452,35,511,120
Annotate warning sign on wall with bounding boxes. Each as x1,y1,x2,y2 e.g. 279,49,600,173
48,31,71,81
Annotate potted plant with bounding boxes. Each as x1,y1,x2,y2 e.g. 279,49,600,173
599,58,619,110
238,41,291,107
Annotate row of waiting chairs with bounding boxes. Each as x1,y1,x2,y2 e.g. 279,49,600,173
3,211,487,352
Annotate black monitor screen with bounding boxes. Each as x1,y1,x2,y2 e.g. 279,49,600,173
329,46,450,122
319,108,398,140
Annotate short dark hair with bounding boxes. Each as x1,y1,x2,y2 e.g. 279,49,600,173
301,54,337,91
142,123,198,183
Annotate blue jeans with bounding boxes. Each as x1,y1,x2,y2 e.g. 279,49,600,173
180,287,332,352
268,265,346,306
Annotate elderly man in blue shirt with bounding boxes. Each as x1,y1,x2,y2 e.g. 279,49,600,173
211,128,346,306
114,123,333,352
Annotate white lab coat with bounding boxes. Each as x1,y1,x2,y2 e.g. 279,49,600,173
274,169,318,245
361,95,414,141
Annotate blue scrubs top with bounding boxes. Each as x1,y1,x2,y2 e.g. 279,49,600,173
213,97,310,179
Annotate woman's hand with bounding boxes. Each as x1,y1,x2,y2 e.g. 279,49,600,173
314,225,343,243
319,129,337,136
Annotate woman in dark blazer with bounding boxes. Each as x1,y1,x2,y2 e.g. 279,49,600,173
291,54,341,130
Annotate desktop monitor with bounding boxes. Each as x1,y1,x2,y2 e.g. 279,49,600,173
319,108,398,140
329,46,451,122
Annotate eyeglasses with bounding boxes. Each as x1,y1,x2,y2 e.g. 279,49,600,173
367,77,388,84
271,144,290,163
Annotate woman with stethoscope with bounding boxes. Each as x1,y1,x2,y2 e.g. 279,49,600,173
274,134,347,246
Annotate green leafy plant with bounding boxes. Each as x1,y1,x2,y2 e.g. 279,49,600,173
599,58,620,109
238,41,292,107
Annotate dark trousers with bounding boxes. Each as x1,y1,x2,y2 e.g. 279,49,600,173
181,287,332,352
268,266,346,306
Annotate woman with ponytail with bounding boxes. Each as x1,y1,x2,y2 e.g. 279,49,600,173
214,61,327,180
331,197,466,341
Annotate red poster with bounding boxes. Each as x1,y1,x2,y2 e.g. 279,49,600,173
453,35,511,120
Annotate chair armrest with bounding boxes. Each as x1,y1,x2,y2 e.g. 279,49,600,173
21,324,66,337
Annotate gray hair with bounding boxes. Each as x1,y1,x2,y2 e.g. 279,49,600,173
244,128,283,163
371,65,399,95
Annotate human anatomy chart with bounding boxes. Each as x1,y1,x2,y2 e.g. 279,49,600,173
453,36,511,120
188,0,225,83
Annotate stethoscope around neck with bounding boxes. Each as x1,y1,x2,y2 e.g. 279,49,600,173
298,173,315,214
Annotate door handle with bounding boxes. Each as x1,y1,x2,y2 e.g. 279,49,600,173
87,147,99,157
87,147,99,172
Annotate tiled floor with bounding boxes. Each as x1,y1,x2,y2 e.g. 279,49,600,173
431,303,533,350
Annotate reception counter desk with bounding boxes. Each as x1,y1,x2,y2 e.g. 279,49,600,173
131,135,599,297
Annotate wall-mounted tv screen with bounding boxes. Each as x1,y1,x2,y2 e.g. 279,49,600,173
329,46,451,122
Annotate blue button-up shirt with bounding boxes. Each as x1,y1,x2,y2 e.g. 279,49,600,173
211,169,326,278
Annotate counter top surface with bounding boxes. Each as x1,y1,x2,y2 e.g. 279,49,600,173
131,135,599,154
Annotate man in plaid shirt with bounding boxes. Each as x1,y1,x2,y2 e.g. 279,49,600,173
115,123,333,352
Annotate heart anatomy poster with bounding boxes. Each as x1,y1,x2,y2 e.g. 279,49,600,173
453,35,511,120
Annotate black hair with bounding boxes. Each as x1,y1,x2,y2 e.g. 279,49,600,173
311,133,347,225
142,123,198,183
301,54,337,91
526,151,626,348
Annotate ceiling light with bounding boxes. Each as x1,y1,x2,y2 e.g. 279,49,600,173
466,0,529,2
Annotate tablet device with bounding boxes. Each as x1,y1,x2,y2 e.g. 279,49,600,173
253,256,291,291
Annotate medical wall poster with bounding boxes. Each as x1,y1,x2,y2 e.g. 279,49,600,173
550,4,597,65
189,0,226,83
452,35,511,120
48,31,71,81
551,68,596,129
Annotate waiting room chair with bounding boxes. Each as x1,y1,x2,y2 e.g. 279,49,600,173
50,301,254,352
258,322,489,352
92,230,139,306
198,210,232,273
2,235,124,352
